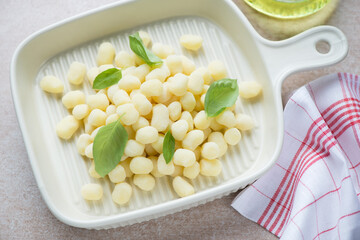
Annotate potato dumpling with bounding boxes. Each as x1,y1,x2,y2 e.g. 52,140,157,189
40,75,64,93
180,34,203,51
46,32,261,204
238,81,262,99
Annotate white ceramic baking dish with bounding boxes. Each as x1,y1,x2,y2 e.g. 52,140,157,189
11,0,348,229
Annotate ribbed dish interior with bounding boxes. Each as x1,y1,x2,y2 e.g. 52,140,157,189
36,16,262,217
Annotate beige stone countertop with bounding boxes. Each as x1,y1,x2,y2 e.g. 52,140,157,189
0,0,359,239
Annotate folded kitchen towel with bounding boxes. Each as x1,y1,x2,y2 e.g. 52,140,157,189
232,73,360,240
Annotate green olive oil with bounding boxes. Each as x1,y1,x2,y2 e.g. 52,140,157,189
243,0,329,19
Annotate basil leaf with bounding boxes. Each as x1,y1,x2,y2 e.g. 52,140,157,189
129,32,162,67
93,120,128,177
93,68,122,90
205,79,239,117
163,131,175,164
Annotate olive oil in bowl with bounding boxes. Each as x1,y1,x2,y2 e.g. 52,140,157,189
243,0,329,19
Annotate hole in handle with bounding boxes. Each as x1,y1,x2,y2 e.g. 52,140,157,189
316,40,331,54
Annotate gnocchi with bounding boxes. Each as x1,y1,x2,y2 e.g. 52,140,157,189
42,31,261,204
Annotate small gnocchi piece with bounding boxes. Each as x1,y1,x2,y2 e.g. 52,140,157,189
85,143,93,159
171,120,189,141
208,132,228,157
135,126,158,144
208,60,227,81
151,104,169,132
62,91,86,109
81,183,103,201
152,43,174,59
180,111,194,131
112,89,131,106
76,133,92,156
106,105,117,116
173,149,196,167
194,67,213,85
88,109,107,127
133,174,155,191
224,128,241,145
124,140,145,157
180,92,196,112
152,82,172,104
215,110,236,128
172,176,194,198
106,113,119,125
238,81,262,99
151,134,164,153
72,104,90,120
116,103,139,125
166,55,183,76
200,159,222,177
132,116,149,131
145,68,169,83
168,73,188,96
108,164,126,183
182,130,204,151
140,79,163,97
118,75,141,92
115,51,135,69
96,42,115,66
201,142,220,160
194,110,211,130
67,61,86,85
235,113,255,131
130,156,153,174
132,64,151,82
183,161,200,179
149,156,164,177
168,101,182,121
157,153,175,175
131,93,152,116
180,34,203,51
181,56,196,75
188,70,204,95
56,115,80,140
40,75,64,93
86,93,109,111
107,85,120,102
112,182,132,205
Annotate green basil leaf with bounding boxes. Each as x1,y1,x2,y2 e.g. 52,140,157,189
93,120,128,177
163,131,175,164
93,68,122,90
205,78,239,117
129,32,163,67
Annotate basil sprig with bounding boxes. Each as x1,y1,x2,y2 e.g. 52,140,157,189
129,32,162,67
163,131,175,164
93,68,122,90
93,120,128,177
205,79,239,117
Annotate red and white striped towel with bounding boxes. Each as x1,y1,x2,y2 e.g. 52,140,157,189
232,73,360,240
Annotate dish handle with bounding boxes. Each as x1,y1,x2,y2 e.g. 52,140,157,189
256,26,348,89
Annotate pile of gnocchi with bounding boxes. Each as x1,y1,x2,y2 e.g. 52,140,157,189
40,31,262,205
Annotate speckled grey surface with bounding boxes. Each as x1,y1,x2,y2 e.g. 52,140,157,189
1,0,358,239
